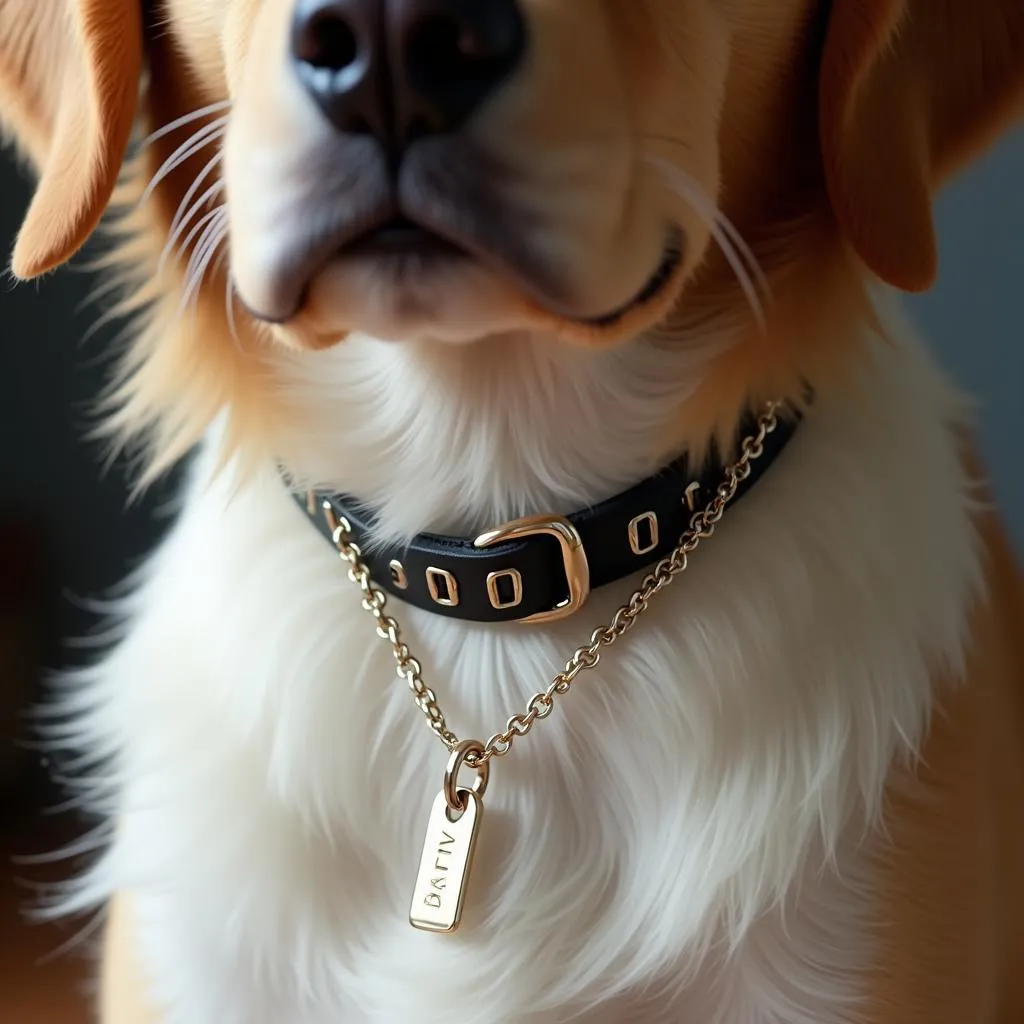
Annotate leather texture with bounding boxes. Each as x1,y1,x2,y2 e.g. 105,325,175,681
291,407,802,623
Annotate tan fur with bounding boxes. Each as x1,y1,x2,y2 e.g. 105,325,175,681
102,895,157,1024
2,1,1024,1021
865,464,1024,1023
820,0,1024,292
5,0,1020,469
0,0,142,278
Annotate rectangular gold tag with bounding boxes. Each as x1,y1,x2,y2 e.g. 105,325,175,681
409,788,483,933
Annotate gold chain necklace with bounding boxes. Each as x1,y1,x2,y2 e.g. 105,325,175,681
324,401,781,933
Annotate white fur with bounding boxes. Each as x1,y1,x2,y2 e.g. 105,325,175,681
57,299,980,1023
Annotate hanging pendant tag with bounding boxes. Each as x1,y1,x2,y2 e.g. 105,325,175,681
410,787,483,933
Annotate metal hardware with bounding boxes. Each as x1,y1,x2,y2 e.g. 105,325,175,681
321,501,349,540
627,511,659,556
684,481,701,512
389,559,409,589
443,739,490,812
485,569,524,611
326,400,781,771
474,515,590,625
410,787,483,933
426,568,460,607
330,402,782,934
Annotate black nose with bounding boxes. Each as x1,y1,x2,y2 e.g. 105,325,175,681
291,0,526,157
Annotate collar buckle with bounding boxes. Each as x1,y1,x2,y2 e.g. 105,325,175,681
474,514,591,625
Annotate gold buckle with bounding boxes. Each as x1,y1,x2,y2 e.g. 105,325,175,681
474,515,590,625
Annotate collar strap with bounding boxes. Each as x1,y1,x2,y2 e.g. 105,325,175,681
293,407,801,625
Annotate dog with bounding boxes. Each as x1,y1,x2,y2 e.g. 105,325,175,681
3,0,1024,1021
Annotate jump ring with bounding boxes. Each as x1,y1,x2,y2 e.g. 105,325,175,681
443,739,489,812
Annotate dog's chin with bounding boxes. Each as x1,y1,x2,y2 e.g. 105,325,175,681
295,252,537,346
247,230,688,350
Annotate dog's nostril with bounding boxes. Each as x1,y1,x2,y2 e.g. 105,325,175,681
405,12,517,94
292,0,526,150
398,2,526,139
407,16,471,87
296,11,359,72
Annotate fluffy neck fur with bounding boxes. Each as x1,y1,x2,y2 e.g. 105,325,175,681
61,282,982,1022
272,326,732,539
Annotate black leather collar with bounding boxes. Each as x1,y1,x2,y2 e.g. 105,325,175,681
291,406,801,624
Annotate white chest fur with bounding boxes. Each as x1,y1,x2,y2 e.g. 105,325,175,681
67,307,979,1023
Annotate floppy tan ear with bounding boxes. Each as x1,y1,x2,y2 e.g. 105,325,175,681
820,0,1024,292
0,0,143,280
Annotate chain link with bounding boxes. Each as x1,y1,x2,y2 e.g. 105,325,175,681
330,402,781,769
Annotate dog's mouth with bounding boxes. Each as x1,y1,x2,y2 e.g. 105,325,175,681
343,216,471,261
247,205,685,334
341,214,683,325
584,230,684,329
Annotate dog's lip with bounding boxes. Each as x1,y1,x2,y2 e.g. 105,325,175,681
581,228,684,329
342,217,471,259
242,210,684,330
395,212,685,328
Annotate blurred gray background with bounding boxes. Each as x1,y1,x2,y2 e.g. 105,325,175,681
0,129,1022,679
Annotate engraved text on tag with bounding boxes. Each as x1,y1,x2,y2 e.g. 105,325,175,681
409,788,483,933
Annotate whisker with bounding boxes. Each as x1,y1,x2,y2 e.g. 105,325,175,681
161,179,226,273
646,156,770,332
139,118,227,209
141,99,231,148
177,204,228,269
185,237,228,324
640,145,769,290
167,150,224,241
647,155,769,295
180,209,230,317
696,201,770,303
143,117,227,200
164,206,228,332
150,116,226,180
707,221,767,333
185,218,226,304
192,213,227,271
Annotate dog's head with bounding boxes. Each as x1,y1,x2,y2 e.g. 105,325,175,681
2,1,1022,352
